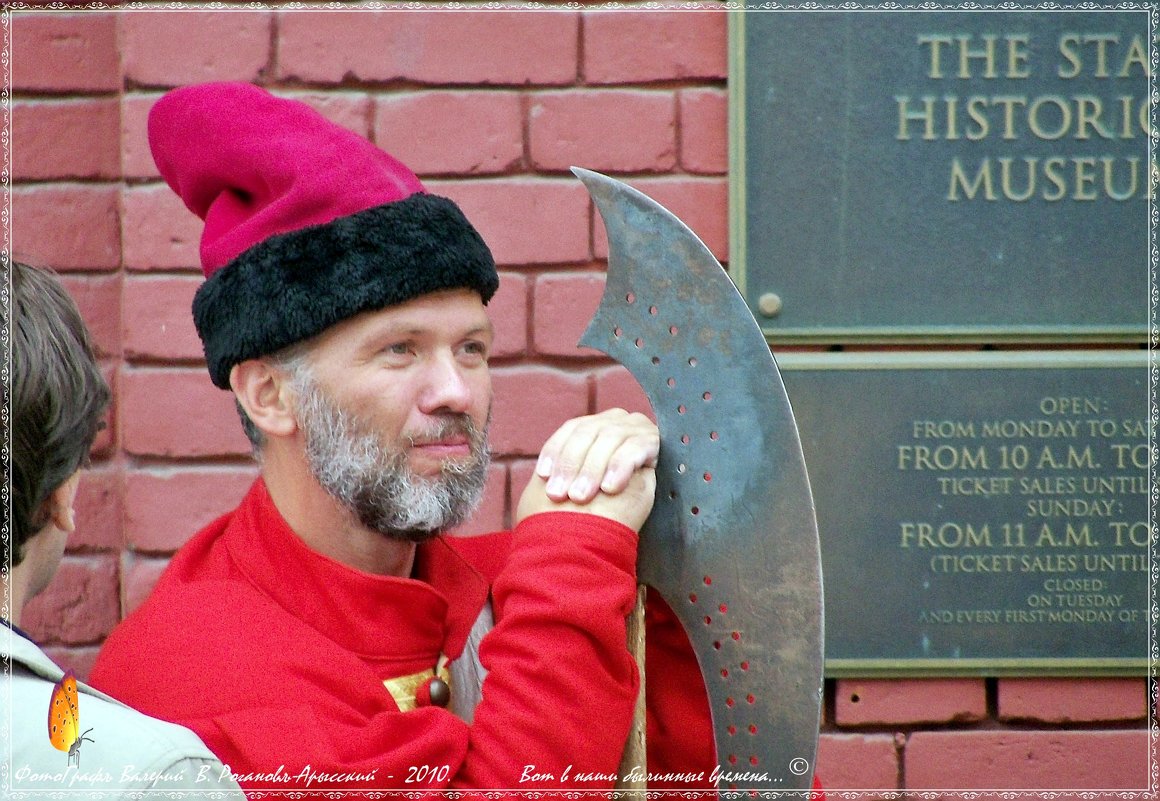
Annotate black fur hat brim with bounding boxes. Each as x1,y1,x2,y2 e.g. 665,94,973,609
192,193,498,389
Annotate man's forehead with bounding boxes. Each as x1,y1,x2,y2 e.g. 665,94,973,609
324,289,492,344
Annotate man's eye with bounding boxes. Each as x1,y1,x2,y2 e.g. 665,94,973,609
381,343,415,362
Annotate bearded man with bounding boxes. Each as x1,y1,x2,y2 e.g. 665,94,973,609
92,83,716,796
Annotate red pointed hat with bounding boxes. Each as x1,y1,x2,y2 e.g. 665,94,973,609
149,82,498,389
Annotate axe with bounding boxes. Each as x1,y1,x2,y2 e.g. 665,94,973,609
572,168,825,792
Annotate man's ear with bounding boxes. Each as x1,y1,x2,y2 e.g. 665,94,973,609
230,359,300,440
47,472,81,534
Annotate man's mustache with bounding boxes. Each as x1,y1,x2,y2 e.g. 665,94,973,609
404,415,487,449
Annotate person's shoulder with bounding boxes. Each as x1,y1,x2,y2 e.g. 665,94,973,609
6,645,239,795
77,682,221,761
95,570,281,686
99,492,262,651
91,561,280,706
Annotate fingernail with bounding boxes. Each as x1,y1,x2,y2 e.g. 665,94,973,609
569,478,592,501
536,456,553,477
546,475,566,497
600,468,624,493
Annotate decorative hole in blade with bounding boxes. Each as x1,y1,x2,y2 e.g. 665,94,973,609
689,569,766,775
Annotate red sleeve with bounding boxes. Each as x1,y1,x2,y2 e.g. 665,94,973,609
456,511,640,788
645,587,716,784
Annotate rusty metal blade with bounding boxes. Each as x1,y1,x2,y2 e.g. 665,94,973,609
573,167,824,792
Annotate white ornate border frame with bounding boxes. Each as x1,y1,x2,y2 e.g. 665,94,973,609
2,1,15,797
0,1,1155,798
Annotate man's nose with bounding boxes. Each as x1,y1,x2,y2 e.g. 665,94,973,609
418,353,474,415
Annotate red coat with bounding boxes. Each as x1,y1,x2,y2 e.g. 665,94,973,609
92,479,721,796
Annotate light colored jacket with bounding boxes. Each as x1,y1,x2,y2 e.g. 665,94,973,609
3,628,245,798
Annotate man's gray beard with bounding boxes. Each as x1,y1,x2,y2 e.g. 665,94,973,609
292,374,490,542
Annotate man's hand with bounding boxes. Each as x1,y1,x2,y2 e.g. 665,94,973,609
516,409,659,531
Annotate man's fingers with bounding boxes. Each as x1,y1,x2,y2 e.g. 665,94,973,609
535,417,580,479
533,409,659,503
597,433,661,496
566,428,630,502
516,467,658,532
543,417,606,501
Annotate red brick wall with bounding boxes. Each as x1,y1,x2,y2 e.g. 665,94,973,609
9,8,1150,794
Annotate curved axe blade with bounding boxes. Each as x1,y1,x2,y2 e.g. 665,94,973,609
573,167,824,791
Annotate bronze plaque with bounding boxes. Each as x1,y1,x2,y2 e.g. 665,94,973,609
778,351,1151,675
731,10,1152,341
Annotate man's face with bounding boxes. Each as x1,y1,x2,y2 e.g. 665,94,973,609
290,289,494,540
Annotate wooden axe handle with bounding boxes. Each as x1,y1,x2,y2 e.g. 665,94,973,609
615,584,647,796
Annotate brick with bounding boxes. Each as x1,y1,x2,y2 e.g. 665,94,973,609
816,733,899,790
448,463,508,537
532,271,606,357
286,91,373,139
21,556,120,645
68,467,124,553
583,10,727,84
11,12,120,92
122,555,170,616
59,272,122,359
904,729,1149,790
13,99,121,180
679,88,728,175
124,467,257,553
529,90,676,173
122,92,163,179
118,368,251,458
430,179,590,266
122,274,204,361
277,11,578,85
489,367,589,457
593,366,654,420
12,185,121,270
121,184,203,270
121,11,272,85
836,678,986,726
593,177,728,263
999,678,1146,723
42,646,101,684
375,91,523,175
488,272,529,360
